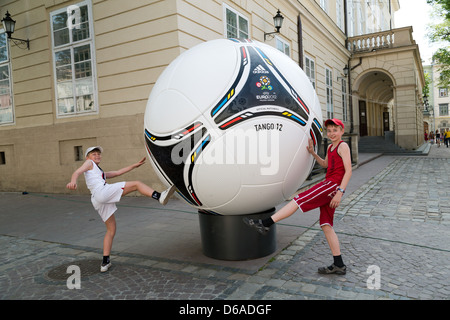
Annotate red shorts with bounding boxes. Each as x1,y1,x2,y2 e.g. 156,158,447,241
293,180,339,227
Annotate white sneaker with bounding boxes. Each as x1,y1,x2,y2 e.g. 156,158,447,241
159,185,176,205
100,262,111,273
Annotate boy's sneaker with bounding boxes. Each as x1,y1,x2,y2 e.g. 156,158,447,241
243,218,270,235
318,263,347,275
100,262,111,273
159,185,176,205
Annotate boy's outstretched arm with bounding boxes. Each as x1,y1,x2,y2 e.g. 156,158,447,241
105,157,146,179
306,138,328,168
66,160,93,190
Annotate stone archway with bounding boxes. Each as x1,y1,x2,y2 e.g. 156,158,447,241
350,57,424,150
348,27,426,150
353,70,394,138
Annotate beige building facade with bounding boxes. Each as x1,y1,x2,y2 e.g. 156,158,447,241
349,27,426,149
423,63,450,135
0,0,425,194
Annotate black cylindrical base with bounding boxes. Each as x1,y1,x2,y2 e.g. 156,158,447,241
198,208,276,261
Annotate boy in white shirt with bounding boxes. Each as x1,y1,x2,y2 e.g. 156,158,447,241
67,146,175,272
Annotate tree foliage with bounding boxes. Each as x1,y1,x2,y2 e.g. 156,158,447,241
427,0,450,87
427,0,450,19
423,71,431,98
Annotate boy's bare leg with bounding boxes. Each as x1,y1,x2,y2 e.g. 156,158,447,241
122,181,176,205
318,224,346,274
103,214,116,257
122,181,154,197
321,224,341,256
271,200,299,223
243,200,298,235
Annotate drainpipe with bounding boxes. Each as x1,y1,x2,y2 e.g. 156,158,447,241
348,57,362,134
298,14,303,69
348,58,354,133
344,0,348,49
389,0,392,30
344,0,352,132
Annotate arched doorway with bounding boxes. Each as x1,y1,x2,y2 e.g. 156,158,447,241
354,70,394,137
424,121,429,136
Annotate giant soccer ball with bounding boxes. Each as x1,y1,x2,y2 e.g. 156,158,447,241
144,39,323,215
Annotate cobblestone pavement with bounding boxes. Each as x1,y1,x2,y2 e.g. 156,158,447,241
1,143,449,301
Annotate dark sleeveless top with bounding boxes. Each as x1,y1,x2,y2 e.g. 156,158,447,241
325,141,345,185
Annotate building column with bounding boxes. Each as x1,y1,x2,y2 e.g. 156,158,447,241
394,85,420,149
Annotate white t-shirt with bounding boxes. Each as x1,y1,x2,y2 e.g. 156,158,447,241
83,160,105,195
83,160,126,222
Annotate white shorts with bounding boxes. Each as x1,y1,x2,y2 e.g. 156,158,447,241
91,182,126,222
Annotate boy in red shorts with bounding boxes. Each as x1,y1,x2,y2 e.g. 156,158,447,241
244,119,352,275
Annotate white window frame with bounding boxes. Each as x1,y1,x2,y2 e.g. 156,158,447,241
439,103,449,116
347,0,355,37
326,67,333,119
0,30,14,125
320,0,328,13
223,4,249,39
50,0,98,118
336,0,344,30
304,55,316,90
358,3,364,35
276,36,290,56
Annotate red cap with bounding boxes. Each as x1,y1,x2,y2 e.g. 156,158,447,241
324,118,344,129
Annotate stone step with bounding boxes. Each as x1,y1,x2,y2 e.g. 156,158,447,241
358,136,430,155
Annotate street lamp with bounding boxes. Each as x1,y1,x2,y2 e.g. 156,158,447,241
264,10,284,41
343,65,349,76
337,65,349,81
1,11,30,50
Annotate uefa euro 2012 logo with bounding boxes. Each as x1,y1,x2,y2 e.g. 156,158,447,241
256,76,273,91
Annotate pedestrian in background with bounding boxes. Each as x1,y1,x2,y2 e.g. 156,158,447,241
444,129,450,148
436,130,441,147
